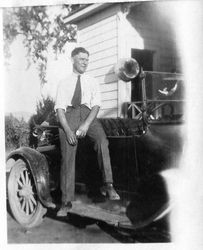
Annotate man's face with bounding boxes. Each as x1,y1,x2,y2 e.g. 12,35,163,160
72,52,89,74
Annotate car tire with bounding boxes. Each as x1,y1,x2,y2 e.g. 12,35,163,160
7,158,47,228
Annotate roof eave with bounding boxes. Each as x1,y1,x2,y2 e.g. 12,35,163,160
63,3,113,24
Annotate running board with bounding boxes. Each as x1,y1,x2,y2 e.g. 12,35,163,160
69,200,132,227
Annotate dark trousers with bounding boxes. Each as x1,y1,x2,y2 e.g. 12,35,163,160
59,105,113,203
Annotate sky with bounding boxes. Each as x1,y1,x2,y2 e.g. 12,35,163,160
4,36,76,115
4,5,77,115
5,36,41,114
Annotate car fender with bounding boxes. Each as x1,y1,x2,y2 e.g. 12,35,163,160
6,147,53,208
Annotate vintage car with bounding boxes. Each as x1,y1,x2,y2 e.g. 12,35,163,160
6,60,184,238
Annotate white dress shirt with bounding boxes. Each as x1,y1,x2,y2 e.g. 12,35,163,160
55,72,101,111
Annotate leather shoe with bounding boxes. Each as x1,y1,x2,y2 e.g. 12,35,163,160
57,201,72,217
46,201,56,209
100,183,120,200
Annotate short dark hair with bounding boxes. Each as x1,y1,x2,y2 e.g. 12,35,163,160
71,47,89,57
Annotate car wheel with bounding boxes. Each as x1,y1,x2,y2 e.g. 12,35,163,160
7,159,47,228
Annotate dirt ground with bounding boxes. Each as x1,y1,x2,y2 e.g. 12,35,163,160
7,210,171,245
7,211,119,244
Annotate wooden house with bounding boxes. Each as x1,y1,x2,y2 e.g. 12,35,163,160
64,2,181,118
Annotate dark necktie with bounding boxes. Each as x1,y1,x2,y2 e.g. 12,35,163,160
71,75,81,107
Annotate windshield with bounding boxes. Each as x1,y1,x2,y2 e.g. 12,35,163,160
129,71,184,123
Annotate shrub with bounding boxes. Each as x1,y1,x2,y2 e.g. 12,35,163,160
5,97,57,151
29,97,57,147
5,114,30,151
29,97,57,126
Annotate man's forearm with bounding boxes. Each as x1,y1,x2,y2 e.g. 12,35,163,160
76,105,100,138
57,108,71,133
57,108,78,145
84,105,100,127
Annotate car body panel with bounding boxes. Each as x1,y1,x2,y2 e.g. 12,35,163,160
7,147,53,207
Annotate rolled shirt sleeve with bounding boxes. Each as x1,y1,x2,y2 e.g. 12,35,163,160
54,81,67,111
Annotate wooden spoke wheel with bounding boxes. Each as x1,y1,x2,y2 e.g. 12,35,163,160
7,159,47,228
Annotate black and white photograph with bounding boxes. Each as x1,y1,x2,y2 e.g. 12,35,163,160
1,0,203,248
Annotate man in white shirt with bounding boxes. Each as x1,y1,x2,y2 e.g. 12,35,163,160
55,47,120,216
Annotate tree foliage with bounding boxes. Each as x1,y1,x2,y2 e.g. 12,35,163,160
5,114,30,151
3,4,84,85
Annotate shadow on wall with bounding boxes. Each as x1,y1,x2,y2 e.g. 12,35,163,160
101,65,118,117
103,65,132,118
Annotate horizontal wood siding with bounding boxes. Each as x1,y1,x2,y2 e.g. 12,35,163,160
97,73,117,85
88,47,117,64
88,55,118,71
79,16,117,41
86,38,117,54
101,99,118,110
102,90,118,101
98,108,118,118
80,29,117,48
77,11,119,118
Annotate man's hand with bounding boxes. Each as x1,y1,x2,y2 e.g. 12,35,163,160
76,122,89,138
65,129,78,145
76,106,100,138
